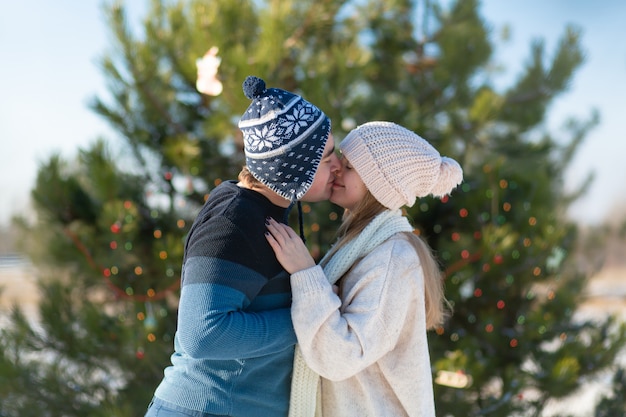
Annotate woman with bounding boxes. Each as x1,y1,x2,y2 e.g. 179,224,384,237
265,121,463,417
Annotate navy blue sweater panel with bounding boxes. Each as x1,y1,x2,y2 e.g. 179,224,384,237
183,181,288,283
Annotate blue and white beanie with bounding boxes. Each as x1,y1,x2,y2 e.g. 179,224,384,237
238,76,331,201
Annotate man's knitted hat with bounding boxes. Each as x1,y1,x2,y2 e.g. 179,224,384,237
340,121,463,209
238,76,331,201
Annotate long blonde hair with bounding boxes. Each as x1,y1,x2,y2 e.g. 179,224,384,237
322,191,450,329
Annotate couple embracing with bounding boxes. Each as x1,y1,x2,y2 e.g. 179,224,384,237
145,75,462,417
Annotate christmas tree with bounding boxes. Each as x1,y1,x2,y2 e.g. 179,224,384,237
1,1,624,416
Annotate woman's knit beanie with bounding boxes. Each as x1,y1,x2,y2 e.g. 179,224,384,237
340,121,463,209
238,76,331,201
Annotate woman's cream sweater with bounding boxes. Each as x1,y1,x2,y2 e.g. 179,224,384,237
290,233,436,417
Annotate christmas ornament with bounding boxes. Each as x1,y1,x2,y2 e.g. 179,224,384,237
196,46,223,96
435,370,473,388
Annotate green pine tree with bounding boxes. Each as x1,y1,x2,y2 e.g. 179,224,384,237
1,1,624,416
594,367,626,417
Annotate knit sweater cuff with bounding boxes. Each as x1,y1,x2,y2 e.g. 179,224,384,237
290,265,330,299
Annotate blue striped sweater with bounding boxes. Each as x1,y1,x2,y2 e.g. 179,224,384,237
153,180,297,416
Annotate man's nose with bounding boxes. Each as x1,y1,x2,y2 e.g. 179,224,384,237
330,154,341,172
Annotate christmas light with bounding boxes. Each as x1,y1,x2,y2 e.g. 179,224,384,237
144,303,157,331
110,222,121,233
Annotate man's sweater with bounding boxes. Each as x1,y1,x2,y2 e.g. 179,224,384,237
153,180,297,416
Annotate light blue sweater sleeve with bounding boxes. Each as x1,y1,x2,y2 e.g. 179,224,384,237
176,256,297,359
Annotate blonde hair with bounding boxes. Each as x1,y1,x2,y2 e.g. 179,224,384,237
322,191,450,329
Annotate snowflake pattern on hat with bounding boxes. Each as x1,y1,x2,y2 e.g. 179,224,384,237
245,125,280,151
281,102,317,136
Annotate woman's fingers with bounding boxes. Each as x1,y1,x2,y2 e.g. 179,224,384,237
264,228,280,249
264,217,316,274
265,218,294,243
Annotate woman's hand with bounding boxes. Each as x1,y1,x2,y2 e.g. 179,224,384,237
265,218,316,274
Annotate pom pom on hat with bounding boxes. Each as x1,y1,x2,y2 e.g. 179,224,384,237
242,76,266,99
238,76,331,201
340,121,463,209
430,157,463,198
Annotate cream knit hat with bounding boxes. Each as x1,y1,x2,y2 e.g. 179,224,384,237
340,121,463,209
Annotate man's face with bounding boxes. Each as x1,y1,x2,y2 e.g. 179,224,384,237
300,134,340,202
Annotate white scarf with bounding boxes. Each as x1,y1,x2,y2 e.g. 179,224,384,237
288,209,414,417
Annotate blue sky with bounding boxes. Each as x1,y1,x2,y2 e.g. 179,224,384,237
1,0,625,227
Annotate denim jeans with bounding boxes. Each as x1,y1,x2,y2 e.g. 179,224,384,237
144,397,227,417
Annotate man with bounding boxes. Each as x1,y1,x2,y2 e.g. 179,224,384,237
145,76,340,417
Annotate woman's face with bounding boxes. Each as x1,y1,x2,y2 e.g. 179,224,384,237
330,155,368,211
